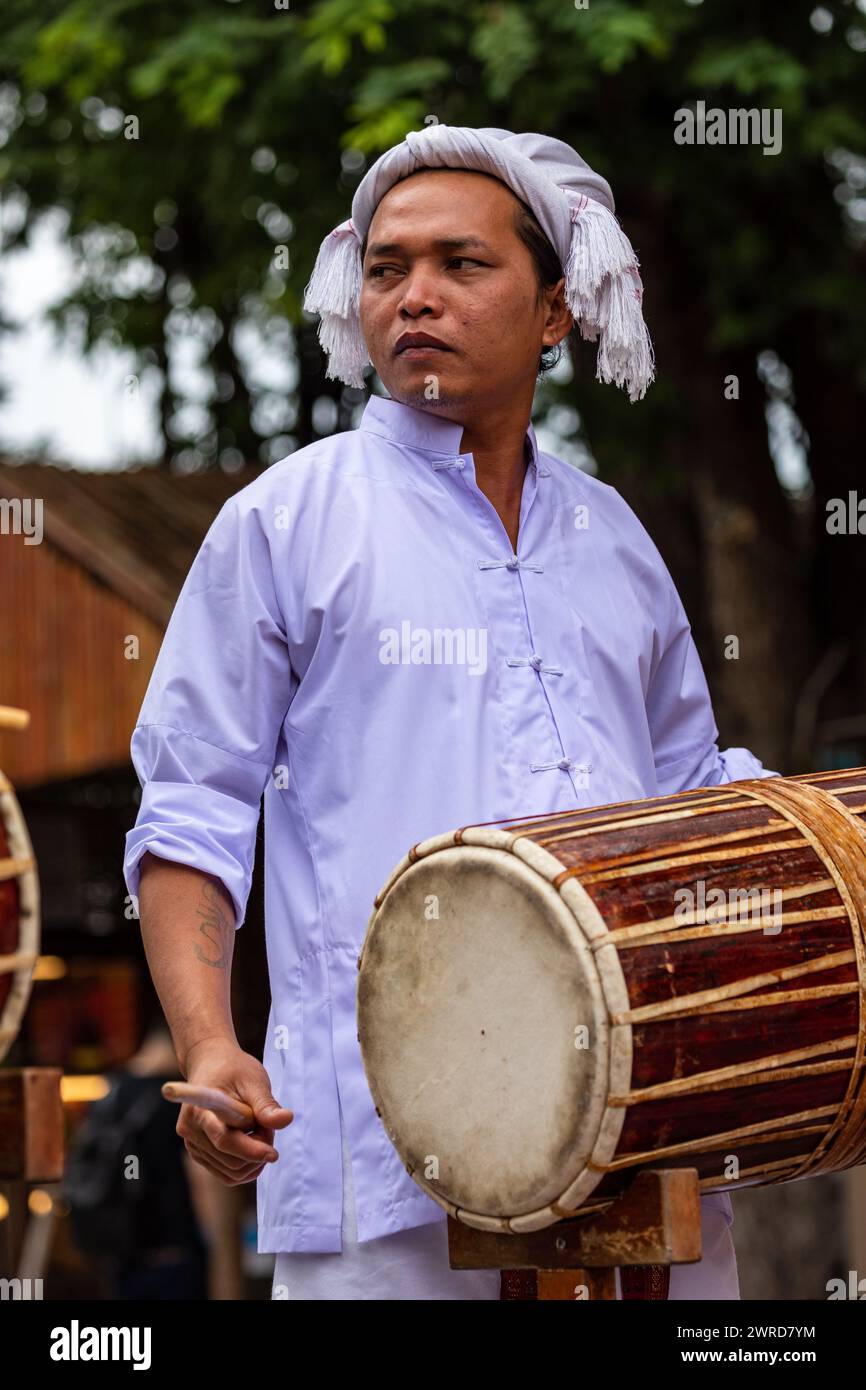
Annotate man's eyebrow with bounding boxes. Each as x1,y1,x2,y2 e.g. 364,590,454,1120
365,236,495,258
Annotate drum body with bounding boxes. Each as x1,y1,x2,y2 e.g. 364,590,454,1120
357,768,866,1233
0,766,40,1062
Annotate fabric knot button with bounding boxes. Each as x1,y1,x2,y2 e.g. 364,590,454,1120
557,757,571,771
506,556,519,570
529,654,543,671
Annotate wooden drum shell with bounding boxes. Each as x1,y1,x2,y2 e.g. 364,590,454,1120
0,767,40,1062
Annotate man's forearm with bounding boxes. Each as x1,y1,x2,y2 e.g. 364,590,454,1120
137,850,239,1073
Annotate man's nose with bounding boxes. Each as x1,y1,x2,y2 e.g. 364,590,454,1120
397,264,443,317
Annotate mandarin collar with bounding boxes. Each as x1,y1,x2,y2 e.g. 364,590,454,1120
358,394,541,473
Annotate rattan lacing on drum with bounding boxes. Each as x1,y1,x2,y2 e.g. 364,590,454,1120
525,777,866,1193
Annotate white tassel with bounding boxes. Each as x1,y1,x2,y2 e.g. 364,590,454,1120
303,218,369,387
318,313,369,390
595,270,656,402
564,197,655,402
303,217,362,319
566,197,637,296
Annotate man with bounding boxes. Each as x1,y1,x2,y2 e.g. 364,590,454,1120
124,125,774,1301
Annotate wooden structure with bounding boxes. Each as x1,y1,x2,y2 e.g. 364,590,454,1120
0,460,263,789
0,462,266,1294
452,1167,701,1300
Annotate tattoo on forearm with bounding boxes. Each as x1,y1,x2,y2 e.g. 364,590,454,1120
193,879,232,969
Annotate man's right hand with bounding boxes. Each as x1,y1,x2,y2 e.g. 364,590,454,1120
177,1036,294,1186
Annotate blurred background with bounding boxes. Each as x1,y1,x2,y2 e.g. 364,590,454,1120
1,0,865,1299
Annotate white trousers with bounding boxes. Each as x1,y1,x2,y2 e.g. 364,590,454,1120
271,1129,740,1301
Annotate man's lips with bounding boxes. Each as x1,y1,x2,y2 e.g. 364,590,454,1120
397,346,450,359
394,334,453,357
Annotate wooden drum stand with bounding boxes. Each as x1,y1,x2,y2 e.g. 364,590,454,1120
448,1166,702,1300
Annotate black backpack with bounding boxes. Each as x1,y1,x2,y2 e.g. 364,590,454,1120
64,1077,166,1263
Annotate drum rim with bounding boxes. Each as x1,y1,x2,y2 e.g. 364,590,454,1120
358,825,632,1233
0,769,40,1064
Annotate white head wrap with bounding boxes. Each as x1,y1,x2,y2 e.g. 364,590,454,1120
303,124,655,402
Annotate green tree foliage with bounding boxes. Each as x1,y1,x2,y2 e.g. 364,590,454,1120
2,0,865,763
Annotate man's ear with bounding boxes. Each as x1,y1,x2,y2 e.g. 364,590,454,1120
542,276,574,349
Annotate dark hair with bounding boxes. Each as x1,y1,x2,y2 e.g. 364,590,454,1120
510,197,570,375
359,169,572,376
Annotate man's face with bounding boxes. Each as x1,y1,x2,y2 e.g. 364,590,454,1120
358,168,570,413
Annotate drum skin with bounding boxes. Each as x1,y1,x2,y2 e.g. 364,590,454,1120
0,767,40,1063
357,768,866,1234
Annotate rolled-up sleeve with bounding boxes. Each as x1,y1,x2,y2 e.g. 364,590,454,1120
646,567,779,796
123,494,296,928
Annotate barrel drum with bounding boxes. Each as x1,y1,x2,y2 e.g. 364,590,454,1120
0,766,40,1062
357,768,866,1233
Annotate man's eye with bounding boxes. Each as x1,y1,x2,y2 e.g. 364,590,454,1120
368,265,400,278
447,257,482,269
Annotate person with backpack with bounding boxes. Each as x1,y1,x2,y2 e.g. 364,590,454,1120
65,1016,209,1299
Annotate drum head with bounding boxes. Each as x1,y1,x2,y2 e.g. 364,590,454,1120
358,844,612,1224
